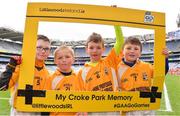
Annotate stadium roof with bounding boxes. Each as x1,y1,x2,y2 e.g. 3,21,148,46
1,27,179,47
0,27,117,46
0,27,23,42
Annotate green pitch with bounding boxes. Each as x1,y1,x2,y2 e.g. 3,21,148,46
0,91,10,116
156,74,180,115
0,74,179,115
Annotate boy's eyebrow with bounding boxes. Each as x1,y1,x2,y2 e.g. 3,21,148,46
36,46,50,48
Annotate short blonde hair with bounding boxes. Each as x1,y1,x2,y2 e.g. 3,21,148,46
54,45,74,58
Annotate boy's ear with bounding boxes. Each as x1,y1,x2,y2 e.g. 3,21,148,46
54,59,57,64
85,47,88,53
103,47,105,52
72,57,75,63
138,52,142,58
122,49,125,56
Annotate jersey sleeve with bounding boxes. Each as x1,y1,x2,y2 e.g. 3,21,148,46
148,63,154,78
8,66,20,89
0,64,19,90
44,75,53,90
114,26,124,55
77,69,85,91
105,48,122,69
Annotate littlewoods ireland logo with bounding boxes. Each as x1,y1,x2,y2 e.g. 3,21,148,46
144,11,154,23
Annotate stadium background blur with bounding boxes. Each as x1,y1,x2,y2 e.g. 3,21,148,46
0,27,179,75
0,26,180,115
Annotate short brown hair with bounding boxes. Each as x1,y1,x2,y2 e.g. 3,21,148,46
37,34,51,43
85,32,104,48
122,36,142,52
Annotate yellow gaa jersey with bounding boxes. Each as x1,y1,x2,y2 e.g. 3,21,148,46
9,61,49,90
47,69,80,91
8,61,50,108
47,69,80,116
78,48,121,91
117,60,153,91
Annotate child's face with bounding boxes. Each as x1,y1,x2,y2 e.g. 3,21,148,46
123,43,141,63
86,41,105,62
36,39,51,61
54,49,74,72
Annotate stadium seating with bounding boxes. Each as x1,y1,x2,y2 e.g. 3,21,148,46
0,29,180,74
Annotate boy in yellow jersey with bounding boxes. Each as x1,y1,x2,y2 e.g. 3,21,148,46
47,45,82,116
77,26,124,115
0,35,51,116
117,36,169,116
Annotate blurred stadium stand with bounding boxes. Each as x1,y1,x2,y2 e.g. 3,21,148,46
0,27,180,74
